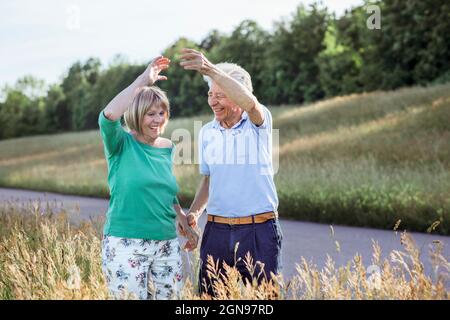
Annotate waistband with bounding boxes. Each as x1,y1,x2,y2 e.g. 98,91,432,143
207,211,277,225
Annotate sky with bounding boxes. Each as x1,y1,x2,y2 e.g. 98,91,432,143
0,0,364,88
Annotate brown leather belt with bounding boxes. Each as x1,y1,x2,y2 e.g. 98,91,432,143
207,212,277,225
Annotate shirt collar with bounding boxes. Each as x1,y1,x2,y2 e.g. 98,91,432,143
212,111,248,131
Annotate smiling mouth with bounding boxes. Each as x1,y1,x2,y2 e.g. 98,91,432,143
213,107,225,113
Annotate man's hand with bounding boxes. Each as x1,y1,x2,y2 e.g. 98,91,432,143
186,212,199,228
179,48,215,76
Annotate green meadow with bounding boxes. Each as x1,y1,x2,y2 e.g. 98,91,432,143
1,84,449,234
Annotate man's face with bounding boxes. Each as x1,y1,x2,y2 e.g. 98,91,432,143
207,82,240,123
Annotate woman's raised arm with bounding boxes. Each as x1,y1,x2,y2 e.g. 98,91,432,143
103,56,170,121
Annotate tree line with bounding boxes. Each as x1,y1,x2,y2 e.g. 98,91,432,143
1,0,449,139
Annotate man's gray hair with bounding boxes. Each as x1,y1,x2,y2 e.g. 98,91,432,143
203,62,253,93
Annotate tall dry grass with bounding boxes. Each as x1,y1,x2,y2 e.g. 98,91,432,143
0,200,108,299
0,201,448,300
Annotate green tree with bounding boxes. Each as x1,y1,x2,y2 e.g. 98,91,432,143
208,20,269,98
87,60,143,128
159,38,209,117
0,89,29,139
318,13,364,97
263,3,329,104
43,85,68,132
0,76,46,139
61,58,101,130
199,29,225,52
375,0,450,87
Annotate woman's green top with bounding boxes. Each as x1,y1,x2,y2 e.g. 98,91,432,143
98,111,179,240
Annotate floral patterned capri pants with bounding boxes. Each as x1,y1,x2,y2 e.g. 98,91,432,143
101,235,183,300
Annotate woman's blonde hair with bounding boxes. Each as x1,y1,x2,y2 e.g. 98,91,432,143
124,86,170,135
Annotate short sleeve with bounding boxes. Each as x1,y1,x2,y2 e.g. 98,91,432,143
250,105,272,131
98,111,126,158
198,126,210,176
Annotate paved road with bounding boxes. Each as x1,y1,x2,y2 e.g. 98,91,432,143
1,187,449,283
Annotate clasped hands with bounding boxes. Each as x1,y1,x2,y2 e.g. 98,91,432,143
177,211,200,252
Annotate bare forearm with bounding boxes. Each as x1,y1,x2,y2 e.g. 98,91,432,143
174,204,185,218
180,49,263,125
188,176,209,217
103,75,147,121
207,67,257,112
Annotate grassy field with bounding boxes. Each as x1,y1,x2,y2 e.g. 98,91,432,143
0,201,448,299
0,83,449,234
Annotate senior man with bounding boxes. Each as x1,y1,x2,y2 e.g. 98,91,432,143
179,48,283,296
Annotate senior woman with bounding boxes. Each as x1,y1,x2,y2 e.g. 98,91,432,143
98,56,198,300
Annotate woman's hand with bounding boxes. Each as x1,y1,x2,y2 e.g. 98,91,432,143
176,209,200,251
141,56,170,86
102,55,170,121
179,48,215,76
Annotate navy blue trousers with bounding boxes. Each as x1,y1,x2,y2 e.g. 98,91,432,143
198,218,283,296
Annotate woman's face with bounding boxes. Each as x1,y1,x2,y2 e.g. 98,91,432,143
141,105,167,140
